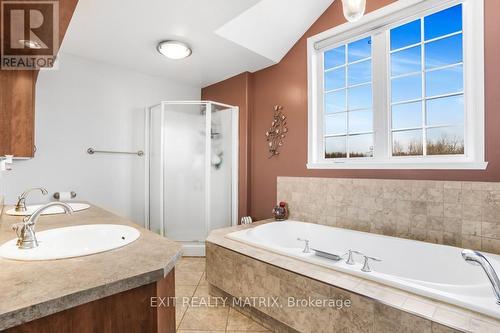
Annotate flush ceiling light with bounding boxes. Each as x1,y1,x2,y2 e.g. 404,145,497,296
341,0,366,22
157,40,192,60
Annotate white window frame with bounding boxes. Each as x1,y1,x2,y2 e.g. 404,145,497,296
307,0,486,170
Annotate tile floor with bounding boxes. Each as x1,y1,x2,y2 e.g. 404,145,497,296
175,257,270,333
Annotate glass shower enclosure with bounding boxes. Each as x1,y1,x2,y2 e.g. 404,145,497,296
145,101,238,256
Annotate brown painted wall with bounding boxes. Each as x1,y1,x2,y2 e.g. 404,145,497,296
202,0,500,220
202,72,253,220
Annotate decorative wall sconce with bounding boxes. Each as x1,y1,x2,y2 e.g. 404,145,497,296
265,105,288,158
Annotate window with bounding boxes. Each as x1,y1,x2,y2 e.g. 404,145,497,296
390,6,464,158
307,0,486,169
324,37,373,159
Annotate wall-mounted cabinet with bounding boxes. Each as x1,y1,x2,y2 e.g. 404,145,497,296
0,0,78,158
0,71,36,157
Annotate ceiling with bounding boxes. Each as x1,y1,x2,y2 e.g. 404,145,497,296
61,0,334,87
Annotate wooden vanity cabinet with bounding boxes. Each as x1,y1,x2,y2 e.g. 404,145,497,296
4,269,177,333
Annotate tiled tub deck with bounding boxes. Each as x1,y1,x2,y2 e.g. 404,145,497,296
206,223,500,333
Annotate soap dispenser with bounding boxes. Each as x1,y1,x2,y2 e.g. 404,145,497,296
0,155,13,215
0,155,13,171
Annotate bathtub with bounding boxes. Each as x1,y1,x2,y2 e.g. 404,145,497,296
226,221,500,319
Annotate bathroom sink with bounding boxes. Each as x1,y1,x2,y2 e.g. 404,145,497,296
5,203,91,216
0,224,140,261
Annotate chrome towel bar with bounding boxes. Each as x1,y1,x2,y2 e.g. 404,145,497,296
87,147,144,156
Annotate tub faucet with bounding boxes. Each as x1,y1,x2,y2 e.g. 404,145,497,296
361,255,382,272
462,249,500,304
343,249,363,265
297,238,311,253
15,187,48,212
12,202,73,249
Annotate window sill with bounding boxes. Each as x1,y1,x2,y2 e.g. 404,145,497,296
306,161,488,170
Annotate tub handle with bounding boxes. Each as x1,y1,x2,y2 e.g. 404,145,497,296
343,249,364,265
297,238,311,253
361,255,382,273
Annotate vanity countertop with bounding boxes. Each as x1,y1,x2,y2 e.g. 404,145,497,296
0,204,182,331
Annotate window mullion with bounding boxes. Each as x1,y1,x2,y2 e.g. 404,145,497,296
345,46,350,159
372,31,389,160
421,17,427,157
317,52,325,163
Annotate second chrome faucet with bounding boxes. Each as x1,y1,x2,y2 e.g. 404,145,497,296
344,249,382,273
14,187,48,212
12,202,74,249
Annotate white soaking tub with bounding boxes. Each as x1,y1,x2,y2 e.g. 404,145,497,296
226,221,500,319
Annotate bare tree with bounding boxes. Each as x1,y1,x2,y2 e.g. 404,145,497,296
427,133,464,155
327,133,463,158
393,139,423,156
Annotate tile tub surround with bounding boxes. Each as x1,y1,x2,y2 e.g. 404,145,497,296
0,204,182,331
277,177,500,254
206,223,500,333
175,257,271,332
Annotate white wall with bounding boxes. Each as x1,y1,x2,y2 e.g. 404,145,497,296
1,53,200,225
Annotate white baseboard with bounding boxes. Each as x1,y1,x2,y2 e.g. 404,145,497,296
181,242,206,257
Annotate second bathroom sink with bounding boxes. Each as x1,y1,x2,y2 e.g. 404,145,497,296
5,203,90,216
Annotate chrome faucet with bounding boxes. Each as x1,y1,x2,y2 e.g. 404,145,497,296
343,249,363,265
361,255,382,272
297,238,311,253
12,202,73,249
15,187,48,212
462,249,500,304
342,250,382,272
